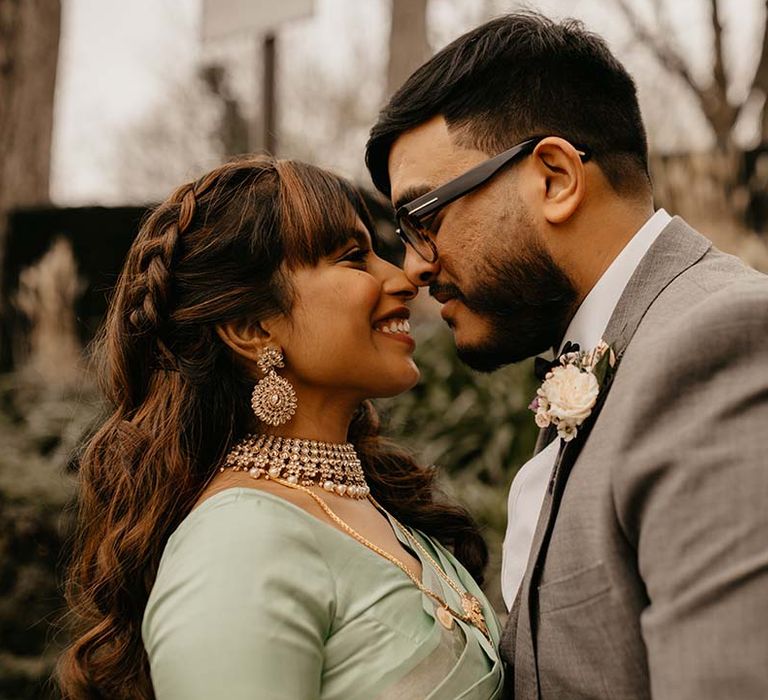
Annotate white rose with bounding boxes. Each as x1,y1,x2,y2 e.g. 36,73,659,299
540,364,599,426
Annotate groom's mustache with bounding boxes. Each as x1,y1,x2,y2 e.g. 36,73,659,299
430,279,518,317
429,282,465,304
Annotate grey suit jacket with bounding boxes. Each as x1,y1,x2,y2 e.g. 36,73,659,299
500,217,768,699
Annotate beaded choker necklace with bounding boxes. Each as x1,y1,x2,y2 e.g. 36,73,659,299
221,433,371,500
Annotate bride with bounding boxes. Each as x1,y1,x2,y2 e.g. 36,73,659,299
57,155,504,699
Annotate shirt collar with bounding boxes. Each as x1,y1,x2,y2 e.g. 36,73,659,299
557,208,672,354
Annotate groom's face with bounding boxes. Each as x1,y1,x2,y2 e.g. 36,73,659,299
388,116,578,371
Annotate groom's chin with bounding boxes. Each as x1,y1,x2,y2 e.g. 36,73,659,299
447,313,518,371
456,344,512,373
457,340,542,372
446,304,555,370
454,321,556,371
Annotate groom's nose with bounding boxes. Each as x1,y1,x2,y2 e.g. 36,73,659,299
403,245,440,286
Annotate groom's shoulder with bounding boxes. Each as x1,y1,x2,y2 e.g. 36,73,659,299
604,244,767,438
652,240,766,333
685,239,766,292
625,228,768,377
629,243,768,370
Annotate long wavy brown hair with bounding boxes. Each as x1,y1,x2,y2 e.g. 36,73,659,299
56,155,488,699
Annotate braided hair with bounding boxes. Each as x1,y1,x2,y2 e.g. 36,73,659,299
126,182,195,333
56,156,487,699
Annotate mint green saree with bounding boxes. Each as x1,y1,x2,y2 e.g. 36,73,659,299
142,488,504,699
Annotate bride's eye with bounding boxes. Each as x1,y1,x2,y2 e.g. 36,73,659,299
339,246,371,268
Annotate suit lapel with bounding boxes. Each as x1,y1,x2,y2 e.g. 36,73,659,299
511,217,712,699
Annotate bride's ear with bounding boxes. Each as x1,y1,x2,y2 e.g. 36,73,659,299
215,317,279,366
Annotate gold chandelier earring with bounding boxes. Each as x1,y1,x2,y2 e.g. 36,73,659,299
251,346,297,426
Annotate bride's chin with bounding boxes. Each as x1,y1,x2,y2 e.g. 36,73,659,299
373,366,421,398
402,361,421,387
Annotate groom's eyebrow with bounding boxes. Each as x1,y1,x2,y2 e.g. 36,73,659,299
394,186,432,211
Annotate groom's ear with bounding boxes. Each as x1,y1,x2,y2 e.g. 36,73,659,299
530,137,586,225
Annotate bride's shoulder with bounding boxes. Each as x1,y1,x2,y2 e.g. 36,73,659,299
168,480,324,561
144,477,336,653
192,469,330,524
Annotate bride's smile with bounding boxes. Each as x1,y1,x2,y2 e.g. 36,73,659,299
259,223,420,410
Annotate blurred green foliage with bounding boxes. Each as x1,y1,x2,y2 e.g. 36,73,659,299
0,371,100,700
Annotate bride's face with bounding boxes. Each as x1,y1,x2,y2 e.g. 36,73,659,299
275,221,420,402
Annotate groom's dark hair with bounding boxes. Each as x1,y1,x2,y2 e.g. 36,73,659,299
366,12,650,197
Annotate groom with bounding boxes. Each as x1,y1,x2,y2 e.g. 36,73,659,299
366,12,768,700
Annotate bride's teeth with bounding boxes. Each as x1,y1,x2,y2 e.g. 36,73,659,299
374,318,411,334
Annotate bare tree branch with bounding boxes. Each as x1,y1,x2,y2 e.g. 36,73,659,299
615,0,738,146
649,0,675,45
614,0,702,97
710,0,728,103
706,0,741,144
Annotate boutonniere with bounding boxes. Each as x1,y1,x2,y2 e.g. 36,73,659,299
529,340,617,443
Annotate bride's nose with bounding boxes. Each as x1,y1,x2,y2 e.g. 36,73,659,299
381,259,418,301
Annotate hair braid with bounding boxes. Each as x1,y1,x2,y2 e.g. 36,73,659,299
127,182,198,338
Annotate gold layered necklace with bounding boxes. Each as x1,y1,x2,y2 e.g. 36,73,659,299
221,433,370,499
220,435,491,642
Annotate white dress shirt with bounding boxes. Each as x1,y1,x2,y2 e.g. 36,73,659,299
500,208,672,610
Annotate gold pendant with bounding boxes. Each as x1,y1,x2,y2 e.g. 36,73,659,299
461,594,489,637
436,606,455,631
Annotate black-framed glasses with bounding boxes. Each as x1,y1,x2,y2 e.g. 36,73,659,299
395,136,591,262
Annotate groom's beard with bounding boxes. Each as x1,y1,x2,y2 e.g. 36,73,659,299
433,241,578,372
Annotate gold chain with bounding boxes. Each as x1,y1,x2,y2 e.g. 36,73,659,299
267,475,491,641
379,502,490,641
373,499,483,609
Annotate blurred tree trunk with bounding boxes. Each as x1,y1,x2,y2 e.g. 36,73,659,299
200,63,251,157
386,0,430,98
0,0,61,307
0,0,60,212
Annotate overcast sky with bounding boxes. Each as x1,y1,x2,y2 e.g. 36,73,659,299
51,0,766,205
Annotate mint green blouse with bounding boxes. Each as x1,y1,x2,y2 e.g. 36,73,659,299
142,488,503,699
